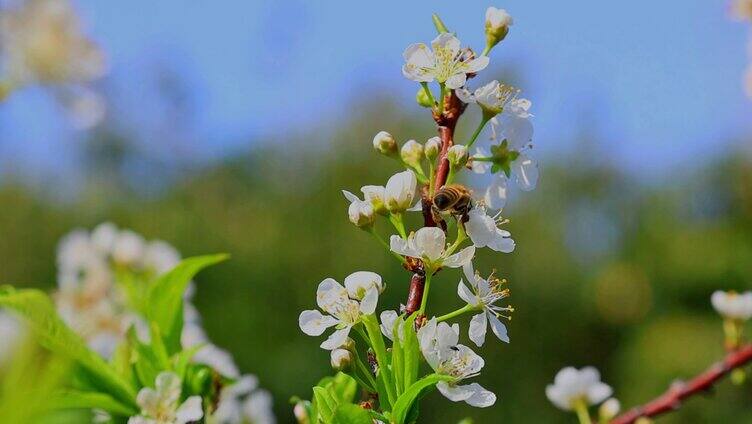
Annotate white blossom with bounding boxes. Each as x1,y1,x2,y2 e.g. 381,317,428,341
112,230,146,266
342,191,375,228
128,372,203,424
599,398,621,420
546,367,613,411
390,227,475,271
485,7,513,34
384,170,417,213
0,0,106,85
456,80,519,116
458,263,512,346
711,291,752,321
299,276,380,350
212,375,276,424
418,319,496,407
471,98,537,209
181,324,240,378
144,240,182,275
379,310,401,341
402,33,489,89
464,208,515,253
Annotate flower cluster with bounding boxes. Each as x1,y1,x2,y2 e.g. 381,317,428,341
297,7,535,422
55,222,274,424
0,0,107,127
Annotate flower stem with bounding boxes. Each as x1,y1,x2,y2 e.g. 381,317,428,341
437,83,446,116
421,82,436,106
418,272,433,315
481,45,492,57
428,162,436,197
362,315,397,408
351,348,378,391
445,223,467,256
574,399,592,424
436,304,477,322
389,213,407,238
466,115,491,149
369,227,406,264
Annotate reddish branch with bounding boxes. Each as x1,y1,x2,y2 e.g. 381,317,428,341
611,344,752,424
403,91,465,316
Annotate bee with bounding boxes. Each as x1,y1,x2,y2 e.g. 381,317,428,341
431,184,473,224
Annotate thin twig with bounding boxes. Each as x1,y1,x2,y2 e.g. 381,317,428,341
611,344,752,424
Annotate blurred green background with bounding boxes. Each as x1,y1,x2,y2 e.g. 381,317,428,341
1,100,751,422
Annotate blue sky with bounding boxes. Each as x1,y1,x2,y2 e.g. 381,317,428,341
1,0,751,181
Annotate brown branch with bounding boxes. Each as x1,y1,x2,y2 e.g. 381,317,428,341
403,91,465,317
611,344,752,424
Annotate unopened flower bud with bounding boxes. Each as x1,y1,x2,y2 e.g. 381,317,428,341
447,144,468,169
598,398,620,421
416,87,433,108
373,131,398,157
294,402,310,424
348,201,375,228
385,170,417,213
400,139,424,167
425,137,441,161
485,7,513,50
330,348,353,371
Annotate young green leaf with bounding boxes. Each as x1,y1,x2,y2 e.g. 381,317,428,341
332,404,373,424
391,374,453,424
401,314,421,390
47,390,137,416
0,287,137,408
146,254,228,353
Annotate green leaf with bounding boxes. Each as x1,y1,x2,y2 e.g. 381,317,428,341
127,327,165,388
0,288,137,408
47,390,137,416
329,372,358,404
361,314,396,408
312,386,336,423
401,314,420,391
391,374,453,424
332,404,373,424
147,254,228,353
391,318,405,396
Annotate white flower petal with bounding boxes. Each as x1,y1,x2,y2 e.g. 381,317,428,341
443,246,475,268
484,176,508,210
512,153,539,191
342,190,360,203
359,287,379,315
316,278,348,313
344,271,383,299
380,310,399,341
437,381,473,402
487,312,510,343
586,382,613,405
465,56,490,74
390,235,416,257
320,326,351,350
445,73,467,90
299,310,338,336
463,383,497,407
176,396,204,423
457,280,477,306
469,313,488,347
414,227,447,261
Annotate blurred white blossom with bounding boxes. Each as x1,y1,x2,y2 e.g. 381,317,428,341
129,372,203,424
711,290,752,321
546,366,613,411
